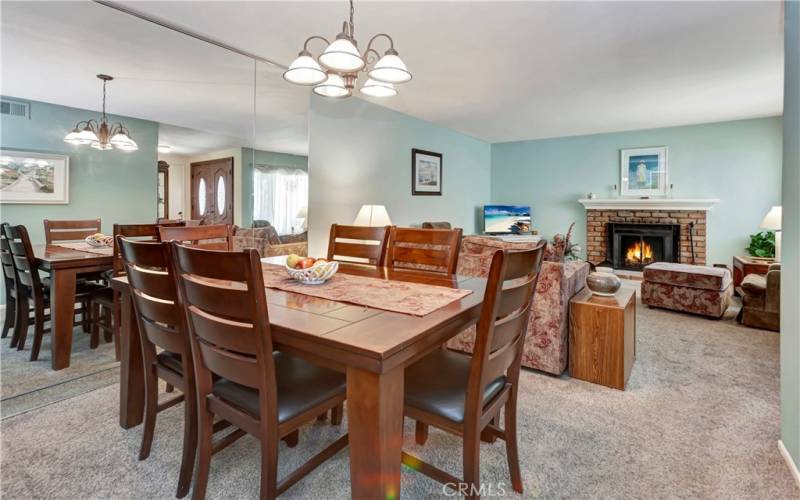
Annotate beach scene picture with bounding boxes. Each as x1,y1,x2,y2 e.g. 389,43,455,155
0,151,69,204
412,148,443,195
620,146,667,197
484,205,531,234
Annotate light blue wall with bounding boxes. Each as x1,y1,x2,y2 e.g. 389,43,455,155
307,95,491,257
1,96,158,243
240,147,308,227
781,0,800,472
491,117,783,265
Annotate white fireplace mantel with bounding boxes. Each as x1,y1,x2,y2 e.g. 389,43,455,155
578,198,720,211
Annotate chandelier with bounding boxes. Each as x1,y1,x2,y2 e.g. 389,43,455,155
63,74,138,151
283,0,411,98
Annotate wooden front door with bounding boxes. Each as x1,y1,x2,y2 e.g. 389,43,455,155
190,157,233,225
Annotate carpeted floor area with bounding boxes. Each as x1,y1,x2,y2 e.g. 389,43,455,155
1,284,797,499
0,319,119,418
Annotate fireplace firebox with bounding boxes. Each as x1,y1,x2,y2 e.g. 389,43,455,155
607,223,680,271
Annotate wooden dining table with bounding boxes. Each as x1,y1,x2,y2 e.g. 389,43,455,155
33,244,113,370
111,257,486,499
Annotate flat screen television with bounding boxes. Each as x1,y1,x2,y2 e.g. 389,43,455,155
483,205,532,234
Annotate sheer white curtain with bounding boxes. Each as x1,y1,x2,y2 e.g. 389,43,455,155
253,166,308,235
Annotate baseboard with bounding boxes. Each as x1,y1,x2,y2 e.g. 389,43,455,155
779,440,800,489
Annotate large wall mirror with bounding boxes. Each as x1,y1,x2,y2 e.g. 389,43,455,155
0,0,309,411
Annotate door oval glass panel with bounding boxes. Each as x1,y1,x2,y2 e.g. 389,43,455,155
216,176,226,215
198,178,206,215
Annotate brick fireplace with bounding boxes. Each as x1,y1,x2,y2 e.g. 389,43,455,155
579,199,719,268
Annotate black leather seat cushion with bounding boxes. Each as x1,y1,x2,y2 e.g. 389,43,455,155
212,352,345,424
157,351,183,375
405,348,506,424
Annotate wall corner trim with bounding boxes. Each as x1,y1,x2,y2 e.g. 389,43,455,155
779,440,800,489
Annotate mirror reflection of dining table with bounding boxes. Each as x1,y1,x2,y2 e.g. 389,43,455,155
112,255,486,498
33,244,113,370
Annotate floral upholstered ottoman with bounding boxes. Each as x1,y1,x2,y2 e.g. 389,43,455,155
641,262,733,318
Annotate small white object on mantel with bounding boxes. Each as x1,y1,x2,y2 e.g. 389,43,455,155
578,198,720,211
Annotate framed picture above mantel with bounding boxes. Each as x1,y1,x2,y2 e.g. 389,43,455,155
620,146,668,198
411,148,442,196
0,150,69,204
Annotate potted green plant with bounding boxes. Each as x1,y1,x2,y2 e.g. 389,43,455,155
746,231,776,259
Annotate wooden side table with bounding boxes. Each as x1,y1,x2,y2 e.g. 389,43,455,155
569,287,636,390
732,255,773,295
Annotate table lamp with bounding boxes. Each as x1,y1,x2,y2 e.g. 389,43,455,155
353,205,392,226
295,206,308,231
759,206,782,261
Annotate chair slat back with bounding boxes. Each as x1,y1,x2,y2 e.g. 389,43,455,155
0,223,17,283
170,243,277,404
326,224,390,266
386,227,462,275
5,225,43,291
112,222,185,276
117,238,190,358
467,242,545,410
44,219,101,244
159,224,233,251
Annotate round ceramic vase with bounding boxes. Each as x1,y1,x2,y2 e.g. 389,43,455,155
586,271,621,296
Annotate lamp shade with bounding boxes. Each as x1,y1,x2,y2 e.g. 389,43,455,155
296,206,308,219
353,205,392,226
760,206,782,230
368,52,411,84
283,54,327,85
319,37,365,72
313,73,350,98
359,78,397,97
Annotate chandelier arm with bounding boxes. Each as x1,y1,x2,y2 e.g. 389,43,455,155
364,33,396,55
85,119,99,131
302,35,331,54
363,48,381,68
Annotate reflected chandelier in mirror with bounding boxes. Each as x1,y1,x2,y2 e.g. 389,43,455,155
63,74,138,151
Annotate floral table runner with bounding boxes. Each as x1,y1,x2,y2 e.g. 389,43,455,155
261,263,472,317
56,242,113,256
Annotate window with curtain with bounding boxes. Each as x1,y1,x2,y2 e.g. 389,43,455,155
252,165,308,235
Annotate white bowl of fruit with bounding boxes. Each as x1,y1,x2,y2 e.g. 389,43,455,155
285,254,338,285
85,233,113,248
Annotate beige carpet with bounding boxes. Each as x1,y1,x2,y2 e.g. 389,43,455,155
1,285,797,499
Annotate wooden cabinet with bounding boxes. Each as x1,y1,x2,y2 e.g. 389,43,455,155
569,287,636,390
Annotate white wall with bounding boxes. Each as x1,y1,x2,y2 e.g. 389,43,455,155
307,96,492,257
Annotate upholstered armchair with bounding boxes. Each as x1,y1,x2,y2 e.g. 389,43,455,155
738,263,780,331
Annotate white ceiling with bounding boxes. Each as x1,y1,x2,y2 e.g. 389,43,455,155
2,1,784,150
1,0,310,155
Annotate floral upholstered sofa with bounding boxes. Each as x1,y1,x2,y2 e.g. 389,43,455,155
232,222,308,258
446,236,590,375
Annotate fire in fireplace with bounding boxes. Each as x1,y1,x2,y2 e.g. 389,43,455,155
607,223,680,271
625,240,655,268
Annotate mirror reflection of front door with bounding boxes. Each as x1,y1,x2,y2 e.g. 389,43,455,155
190,157,233,225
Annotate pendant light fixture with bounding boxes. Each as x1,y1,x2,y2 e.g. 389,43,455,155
64,74,138,152
283,0,411,98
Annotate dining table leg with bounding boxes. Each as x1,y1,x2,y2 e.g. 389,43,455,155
346,366,404,499
119,292,144,429
50,268,77,370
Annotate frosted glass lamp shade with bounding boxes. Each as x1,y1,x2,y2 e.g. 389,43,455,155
319,38,365,72
76,128,99,144
368,53,411,83
313,73,350,98
110,132,133,146
90,141,113,150
63,128,82,145
283,54,327,85
360,78,397,97
353,205,392,226
759,206,781,230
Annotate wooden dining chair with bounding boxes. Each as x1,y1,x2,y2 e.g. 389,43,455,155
1,224,19,340
43,218,102,244
117,237,197,498
4,224,101,360
402,241,546,498
386,226,463,275
169,243,348,499
326,224,390,266
158,224,233,251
